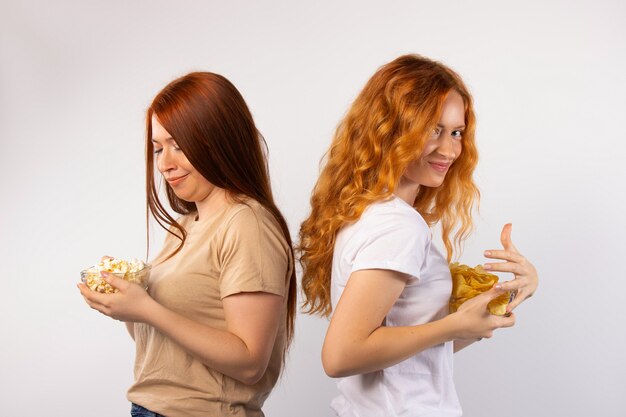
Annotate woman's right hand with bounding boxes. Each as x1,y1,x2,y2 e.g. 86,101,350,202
78,272,155,323
450,287,516,341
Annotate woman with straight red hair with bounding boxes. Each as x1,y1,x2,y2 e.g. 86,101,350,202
79,72,296,417
299,54,538,416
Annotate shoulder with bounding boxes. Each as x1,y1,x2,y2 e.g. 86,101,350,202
220,199,288,250
339,197,432,280
338,196,432,255
222,199,279,231
217,200,291,297
358,196,429,235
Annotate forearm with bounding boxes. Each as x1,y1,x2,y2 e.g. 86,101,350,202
143,300,273,384
323,314,459,377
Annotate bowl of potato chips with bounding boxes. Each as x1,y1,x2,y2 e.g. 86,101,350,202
449,262,513,316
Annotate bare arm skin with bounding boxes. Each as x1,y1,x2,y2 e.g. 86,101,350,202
322,269,515,378
78,274,283,385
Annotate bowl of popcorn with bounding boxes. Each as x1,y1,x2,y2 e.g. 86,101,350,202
80,257,151,294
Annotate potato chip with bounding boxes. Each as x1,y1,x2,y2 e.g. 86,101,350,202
449,262,511,316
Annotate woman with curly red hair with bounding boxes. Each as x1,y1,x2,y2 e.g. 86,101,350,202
299,54,538,416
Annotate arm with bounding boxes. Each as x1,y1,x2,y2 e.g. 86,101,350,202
78,275,283,385
322,269,515,378
144,291,282,385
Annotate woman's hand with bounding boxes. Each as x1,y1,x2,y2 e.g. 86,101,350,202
483,223,538,313
451,287,516,341
77,272,155,322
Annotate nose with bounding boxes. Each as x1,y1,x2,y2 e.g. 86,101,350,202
436,134,457,160
156,147,175,173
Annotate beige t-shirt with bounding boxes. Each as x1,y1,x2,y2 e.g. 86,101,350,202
127,199,291,417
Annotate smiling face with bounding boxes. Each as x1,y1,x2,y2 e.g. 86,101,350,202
151,115,216,204
402,89,465,189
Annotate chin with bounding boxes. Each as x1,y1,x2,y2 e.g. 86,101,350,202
170,189,193,202
423,179,446,188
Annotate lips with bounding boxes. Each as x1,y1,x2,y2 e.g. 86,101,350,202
166,173,189,186
428,161,451,172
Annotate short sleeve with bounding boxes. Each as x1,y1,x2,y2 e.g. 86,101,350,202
218,206,290,299
351,209,430,280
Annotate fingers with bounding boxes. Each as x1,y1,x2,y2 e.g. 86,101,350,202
506,290,531,312
506,298,520,313
77,283,111,314
494,312,516,328
483,260,524,274
78,282,96,300
480,286,517,317
486,286,509,301
100,271,129,291
500,223,520,253
473,313,515,342
472,286,509,304
494,275,535,312
483,249,525,264
78,282,109,305
495,279,525,292
84,297,109,315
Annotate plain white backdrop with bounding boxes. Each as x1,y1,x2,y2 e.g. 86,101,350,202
1,1,625,416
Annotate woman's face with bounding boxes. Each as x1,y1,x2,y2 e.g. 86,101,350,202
403,90,465,188
151,115,216,203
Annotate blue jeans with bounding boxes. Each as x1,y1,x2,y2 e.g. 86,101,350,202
130,403,167,417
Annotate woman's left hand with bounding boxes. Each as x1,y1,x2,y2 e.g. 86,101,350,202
483,223,538,313
77,272,155,322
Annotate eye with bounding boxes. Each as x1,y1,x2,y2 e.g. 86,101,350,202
431,127,442,137
153,148,163,155
451,130,463,140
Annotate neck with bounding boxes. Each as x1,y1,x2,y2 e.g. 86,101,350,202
394,176,420,206
195,187,229,220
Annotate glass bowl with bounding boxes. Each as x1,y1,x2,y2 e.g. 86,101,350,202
80,264,151,294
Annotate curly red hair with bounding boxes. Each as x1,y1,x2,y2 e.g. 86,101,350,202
298,54,480,317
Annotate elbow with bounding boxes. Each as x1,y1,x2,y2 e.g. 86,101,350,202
236,363,267,386
200,357,267,385
323,360,346,379
322,344,351,378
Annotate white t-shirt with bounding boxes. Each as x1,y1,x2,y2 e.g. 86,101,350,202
330,195,462,417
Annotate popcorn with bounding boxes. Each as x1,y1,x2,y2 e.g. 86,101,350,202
449,262,512,316
81,256,150,293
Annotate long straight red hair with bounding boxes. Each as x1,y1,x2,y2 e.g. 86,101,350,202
145,72,296,347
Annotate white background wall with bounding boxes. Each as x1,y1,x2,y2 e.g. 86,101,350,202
1,1,625,416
